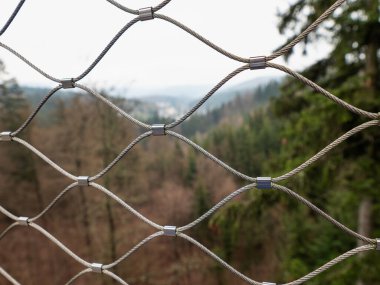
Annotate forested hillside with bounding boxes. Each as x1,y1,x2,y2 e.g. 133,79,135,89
1,0,379,284
201,0,380,284
0,61,280,284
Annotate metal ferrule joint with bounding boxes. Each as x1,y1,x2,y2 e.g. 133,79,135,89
257,177,272,189
91,263,103,273
139,7,154,21
17,216,29,226
152,124,166,136
377,239,380,250
77,176,89,186
0,132,12,142
163,226,177,236
61,78,75,89
249,56,266,70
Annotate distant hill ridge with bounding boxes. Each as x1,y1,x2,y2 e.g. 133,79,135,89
20,77,281,127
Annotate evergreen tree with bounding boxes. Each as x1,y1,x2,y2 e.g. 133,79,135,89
203,1,379,283
0,60,44,214
273,0,380,283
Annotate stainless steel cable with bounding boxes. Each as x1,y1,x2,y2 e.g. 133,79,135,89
29,223,91,267
65,268,131,285
10,137,77,181
0,42,61,83
103,231,164,269
106,0,172,15
103,270,130,285
0,0,26,36
105,0,139,15
90,182,164,230
0,266,21,285
73,17,140,82
154,14,250,63
64,269,92,285
267,0,347,61
272,183,377,245
166,65,250,129
282,244,375,285
166,131,256,182
11,85,62,136
0,222,18,241
75,84,151,130
178,183,256,232
0,205,19,221
267,62,379,119
273,120,380,182
1,0,379,284
0,219,145,285
1,220,91,269
178,233,375,285
178,232,262,285
90,131,152,181
153,0,172,13
28,183,78,223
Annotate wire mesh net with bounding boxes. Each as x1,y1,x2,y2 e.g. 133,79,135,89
0,0,379,284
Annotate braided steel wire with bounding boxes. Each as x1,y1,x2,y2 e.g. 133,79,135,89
0,0,379,284
0,266,21,285
0,0,25,36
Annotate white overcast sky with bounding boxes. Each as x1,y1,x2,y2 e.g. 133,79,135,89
0,0,331,95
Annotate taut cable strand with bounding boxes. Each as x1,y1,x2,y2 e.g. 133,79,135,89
11,86,63,136
106,0,172,15
178,183,256,232
0,223,18,241
0,0,26,36
9,137,78,181
273,120,380,182
282,245,375,285
0,42,61,83
266,62,379,119
178,232,262,285
28,183,78,223
267,0,346,61
166,65,250,128
272,183,377,245
64,269,92,285
73,17,140,82
0,266,21,285
75,84,151,129
154,14,250,63
89,182,164,230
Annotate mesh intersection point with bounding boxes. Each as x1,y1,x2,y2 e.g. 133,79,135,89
17,217,29,226
164,226,177,236
0,132,12,141
77,176,89,186
139,7,154,21
61,78,75,89
249,56,266,70
91,263,103,273
256,177,272,189
152,124,166,136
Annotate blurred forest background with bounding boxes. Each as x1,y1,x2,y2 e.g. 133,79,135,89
1,0,380,284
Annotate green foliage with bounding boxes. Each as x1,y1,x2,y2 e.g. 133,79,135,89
204,107,281,179
184,152,197,186
0,60,39,183
194,0,380,283
180,81,280,137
